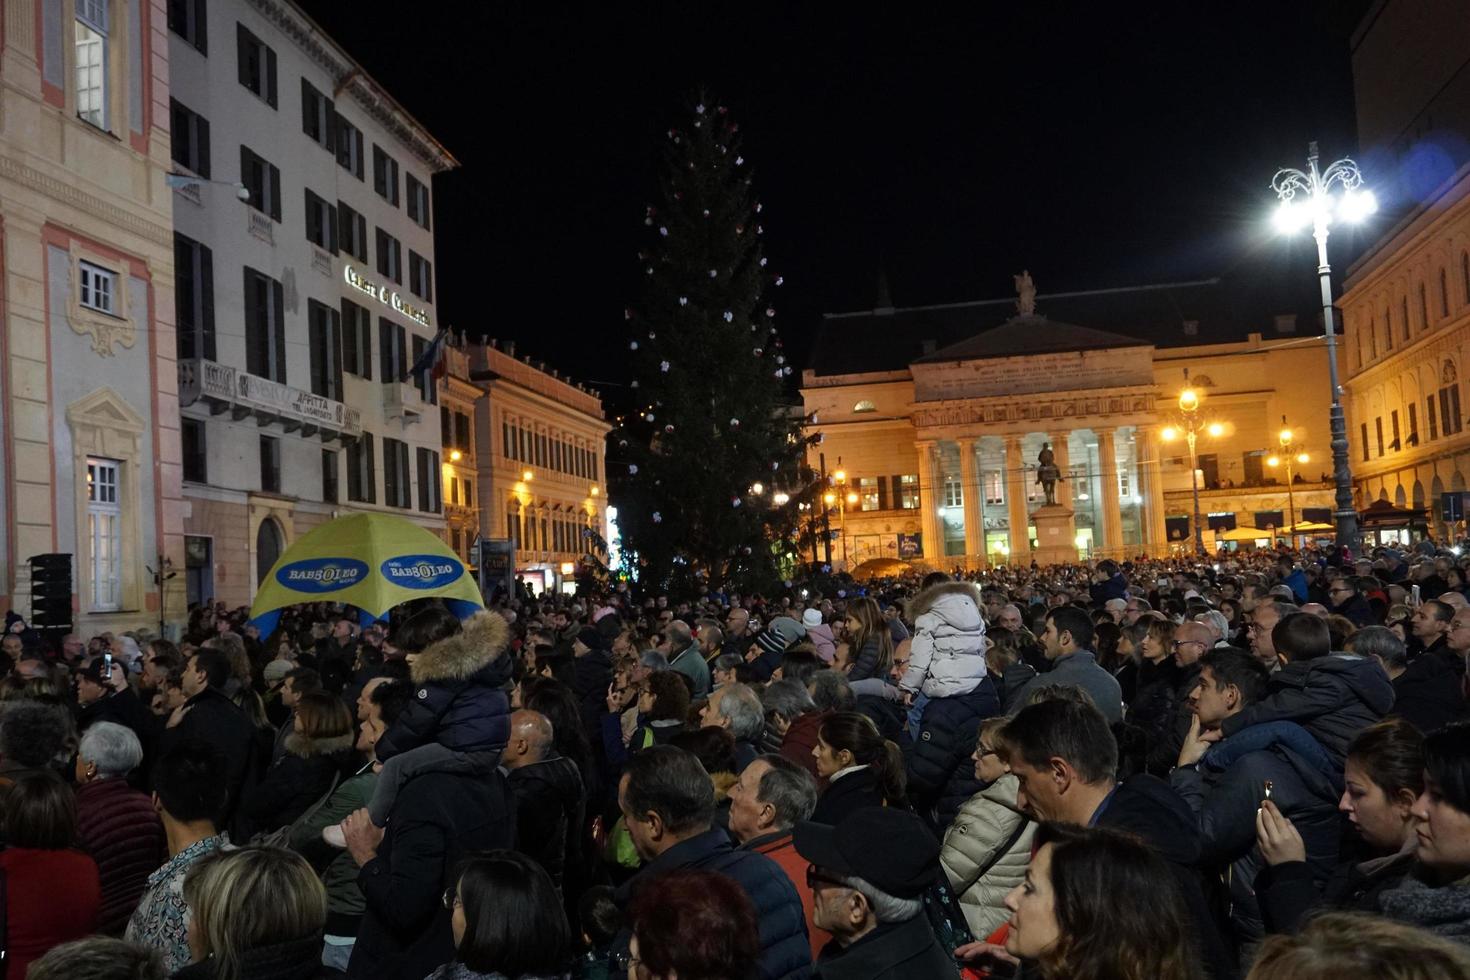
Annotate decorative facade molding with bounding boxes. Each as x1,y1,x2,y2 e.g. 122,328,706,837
66,388,147,614
64,242,137,356
0,154,172,247
245,0,459,172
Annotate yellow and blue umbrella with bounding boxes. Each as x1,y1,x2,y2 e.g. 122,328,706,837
249,512,483,636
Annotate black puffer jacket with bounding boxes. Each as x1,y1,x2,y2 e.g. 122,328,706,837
1144,662,1202,777
1171,720,1343,945
375,613,512,761
1392,649,1468,734
507,753,585,887
237,732,359,840
1131,658,1185,755
1219,654,1395,767
903,679,1001,830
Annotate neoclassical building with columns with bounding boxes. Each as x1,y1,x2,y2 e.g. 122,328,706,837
801,280,1340,568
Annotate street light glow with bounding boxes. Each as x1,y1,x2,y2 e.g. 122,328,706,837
1279,428,1293,445
823,492,836,505
1161,426,1179,442
750,482,764,496
1297,453,1310,464
448,449,463,462
1272,200,1311,235
772,492,789,506
833,469,846,483
846,491,858,504
522,469,534,481
1178,389,1199,413
1206,422,1224,438
1267,455,1280,467
1338,188,1378,224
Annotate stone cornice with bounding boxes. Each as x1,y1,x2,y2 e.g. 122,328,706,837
1346,326,1465,389
247,0,459,172
0,154,172,247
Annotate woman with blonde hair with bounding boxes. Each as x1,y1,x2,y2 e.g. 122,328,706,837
841,597,893,681
238,691,357,840
1247,912,1470,980
177,846,328,980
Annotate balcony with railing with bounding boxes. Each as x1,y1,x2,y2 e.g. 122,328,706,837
178,359,361,441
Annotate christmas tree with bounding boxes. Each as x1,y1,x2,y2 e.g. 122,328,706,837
610,96,812,594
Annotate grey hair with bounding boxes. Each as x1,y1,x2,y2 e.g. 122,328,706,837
78,721,144,777
807,670,855,712
638,649,670,672
838,874,923,924
1267,600,1301,620
665,620,693,649
27,936,166,980
717,683,765,740
713,652,744,673
1194,610,1229,641
761,678,816,722
1347,625,1408,670
753,754,817,828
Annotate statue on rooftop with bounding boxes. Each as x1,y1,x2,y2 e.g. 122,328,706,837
1014,270,1037,316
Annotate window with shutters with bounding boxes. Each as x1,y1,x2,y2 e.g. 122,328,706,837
440,407,452,448
410,334,438,404
1361,423,1371,461
372,145,400,206
407,174,431,229
857,477,880,511
347,433,375,503
259,435,280,493
236,24,277,107
304,189,336,253
87,457,122,611
383,438,411,508
455,413,470,453
321,450,338,504
1421,284,1430,331
1375,417,1384,457
168,0,206,52
175,234,215,360
75,0,109,130
170,99,210,176
243,267,286,382
375,229,402,283
409,251,433,301
78,260,118,316
240,145,281,221
300,79,334,151
1403,297,1411,337
1243,451,1265,486
341,299,371,379
1409,403,1420,445
335,114,364,179
1428,395,1439,440
181,418,207,483
417,448,440,513
1392,410,1401,451
1441,383,1463,435
308,300,342,401
943,478,962,508
983,470,1004,505
1442,269,1451,318
502,421,513,460
378,319,407,385
338,202,367,261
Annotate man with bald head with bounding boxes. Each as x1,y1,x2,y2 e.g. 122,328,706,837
500,709,585,886
1248,599,1300,670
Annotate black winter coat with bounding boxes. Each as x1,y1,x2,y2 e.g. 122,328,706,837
616,828,810,980
173,932,333,979
1171,720,1343,944
1219,654,1395,768
855,694,908,744
375,613,513,761
811,767,888,825
1392,649,1468,734
157,687,260,832
813,912,959,980
1132,658,1185,760
507,753,585,887
347,769,516,980
237,733,359,841
1256,848,1416,934
903,681,1001,830
1143,662,1202,777
1096,775,1238,980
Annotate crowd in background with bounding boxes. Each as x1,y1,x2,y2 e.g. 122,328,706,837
0,540,1469,979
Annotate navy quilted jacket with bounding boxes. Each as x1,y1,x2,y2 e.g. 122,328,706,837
376,613,513,762
904,680,1001,830
617,828,810,980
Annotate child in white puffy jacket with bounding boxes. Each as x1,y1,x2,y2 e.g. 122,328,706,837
898,580,989,701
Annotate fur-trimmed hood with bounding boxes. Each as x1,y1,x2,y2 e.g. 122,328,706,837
281,731,356,759
909,580,984,621
410,611,512,686
712,769,739,801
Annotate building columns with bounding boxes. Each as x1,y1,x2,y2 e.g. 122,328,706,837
1139,425,1168,554
1098,428,1125,558
1005,435,1030,564
1050,434,1072,509
916,441,941,564
958,438,984,567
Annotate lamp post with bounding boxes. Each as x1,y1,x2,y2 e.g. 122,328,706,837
1161,374,1224,557
1271,142,1376,555
1267,416,1311,544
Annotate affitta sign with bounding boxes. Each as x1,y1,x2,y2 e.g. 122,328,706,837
344,265,431,328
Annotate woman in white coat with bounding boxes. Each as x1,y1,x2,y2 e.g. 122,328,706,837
940,716,1035,939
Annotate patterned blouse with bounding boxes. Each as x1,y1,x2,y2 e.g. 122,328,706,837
123,835,226,972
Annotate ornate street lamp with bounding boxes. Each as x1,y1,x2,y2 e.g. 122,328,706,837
1161,373,1225,556
1271,142,1376,554
1267,416,1311,543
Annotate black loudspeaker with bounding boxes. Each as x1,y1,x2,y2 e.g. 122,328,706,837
28,553,73,631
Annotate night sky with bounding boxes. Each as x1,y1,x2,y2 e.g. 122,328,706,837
298,2,1376,397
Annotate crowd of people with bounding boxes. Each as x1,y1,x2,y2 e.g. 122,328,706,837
1,541,1470,979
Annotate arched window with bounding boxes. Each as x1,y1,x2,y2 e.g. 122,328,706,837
852,400,877,414
1402,297,1411,339
1462,251,1469,304
255,517,283,587
1380,314,1391,351
1441,268,1451,317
